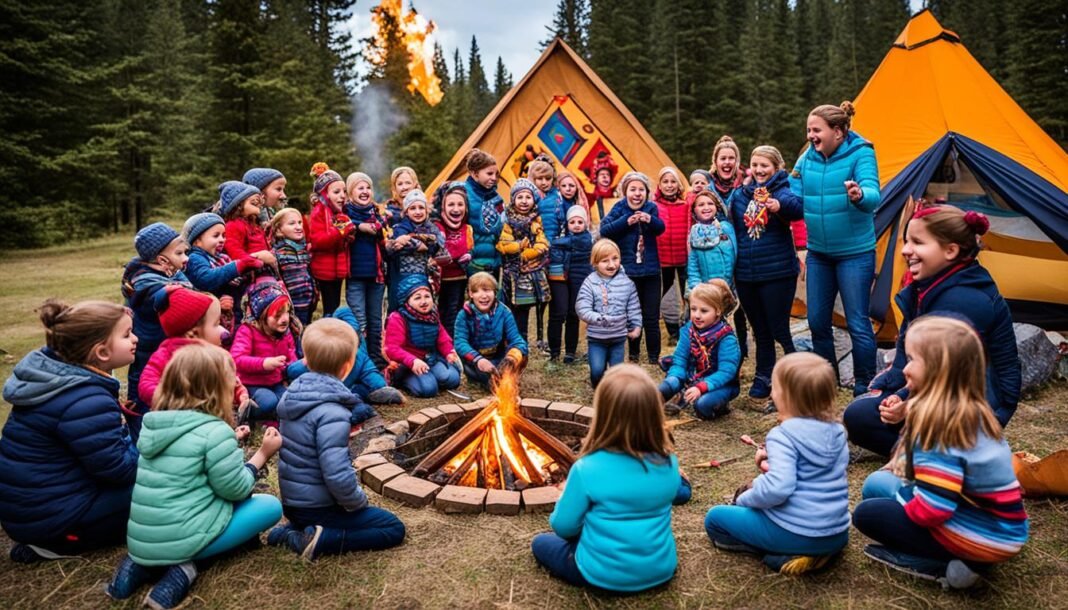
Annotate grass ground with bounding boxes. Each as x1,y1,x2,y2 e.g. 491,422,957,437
1,231,1066,609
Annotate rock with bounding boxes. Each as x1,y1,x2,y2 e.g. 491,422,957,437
1015,323,1059,391
362,435,397,455
1046,331,1068,380
385,421,410,437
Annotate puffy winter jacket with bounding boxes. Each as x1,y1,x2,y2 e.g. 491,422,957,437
138,338,247,410
127,410,255,565
278,372,367,511
343,201,385,281
548,230,594,282
0,349,139,543
185,246,243,301
790,131,880,257
383,310,455,368
307,202,355,281
121,260,191,356
686,219,737,293
666,321,741,394
465,177,504,273
576,269,642,341
538,187,565,240
598,200,666,277
727,170,803,283
224,217,270,261
654,191,691,267
230,323,298,387
454,302,528,362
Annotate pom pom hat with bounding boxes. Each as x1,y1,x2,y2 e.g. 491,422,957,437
246,280,290,322
135,222,182,261
310,162,344,196
157,286,215,337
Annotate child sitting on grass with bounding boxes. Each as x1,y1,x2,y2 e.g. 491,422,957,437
704,352,849,575
852,316,1028,590
532,364,680,593
271,318,406,559
383,276,462,398
658,280,741,420
230,280,298,423
576,239,642,388
454,271,528,389
107,343,282,609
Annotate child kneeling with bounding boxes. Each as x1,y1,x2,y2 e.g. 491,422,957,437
454,272,528,388
704,352,849,574
271,319,405,559
108,343,282,609
532,365,680,593
658,280,740,419
384,276,462,398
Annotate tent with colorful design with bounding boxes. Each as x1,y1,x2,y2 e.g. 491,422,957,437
428,38,684,200
852,9,1068,341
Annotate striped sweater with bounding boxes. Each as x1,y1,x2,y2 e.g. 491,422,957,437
897,430,1028,563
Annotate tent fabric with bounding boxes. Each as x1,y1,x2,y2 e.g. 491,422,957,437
428,38,683,199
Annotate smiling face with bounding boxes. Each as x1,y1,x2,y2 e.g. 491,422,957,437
659,172,680,197
689,298,722,330
749,155,776,184
693,196,717,222
714,148,737,180
512,190,535,215
350,180,374,205
595,251,621,277
277,213,304,241
690,174,709,193
190,300,225,346
395,172,416,199
806,114,844,157
408,288,434,314
469,286,496,312
902,219,959,281
194,224,226,255
558,176,578,199
625,181,647,208
567,215,587,234
903,333,927,393
325,181,346,210
406,200,428,223
263,177,287,208
443,193,466,224
94,314,137,371
472,165,498,189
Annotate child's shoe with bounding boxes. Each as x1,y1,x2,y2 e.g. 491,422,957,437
105,554,156,600
368,386,404,405
8,543,68,563
658,355,673,373
764,553,838,575
945,559,980,589
747,376,771,409
267,524,296,547
296,525,325,561
536,340,550,356
862,544,952,587
563,353,575,365
144,562,196,610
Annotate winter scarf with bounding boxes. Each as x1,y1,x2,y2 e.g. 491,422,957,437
687,320,733,385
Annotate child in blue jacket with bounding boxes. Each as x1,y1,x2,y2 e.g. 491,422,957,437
454,272,528,388
598,171,666,364
547,205,594,363
271,319,405,559
182,212,263,331
659,280,741,420
343,171,386,359
686,191,736,294
705,352,850,575
386,189,445,313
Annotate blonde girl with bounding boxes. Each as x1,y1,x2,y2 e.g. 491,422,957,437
853,316,1028,590
532,364,680,593
384,166,420,227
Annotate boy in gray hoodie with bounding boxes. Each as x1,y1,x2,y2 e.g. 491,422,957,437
704,353,850,575
576,239,642,387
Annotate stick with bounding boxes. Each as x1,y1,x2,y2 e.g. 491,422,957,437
692,454,747,468
665,416,700,430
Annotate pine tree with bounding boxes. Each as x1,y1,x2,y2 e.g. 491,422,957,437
587,0,654,123
493,57,513,100
540,0,590,56
466,36,492,127
1005,0,1068,144
205,0,262,176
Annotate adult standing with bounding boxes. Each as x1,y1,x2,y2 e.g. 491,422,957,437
790,102,880,395
708,136,749,360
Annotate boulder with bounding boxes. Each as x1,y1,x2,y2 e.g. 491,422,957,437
1015,323,1059,392
1046,331,1068,380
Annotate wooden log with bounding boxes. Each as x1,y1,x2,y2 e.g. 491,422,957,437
410,404,498,477
445,440,480,486
510,415,577,469
499,419,545,486
481,427,502,490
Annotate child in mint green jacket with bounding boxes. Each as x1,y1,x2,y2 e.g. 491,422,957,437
106,343,282,610
531,364,680,593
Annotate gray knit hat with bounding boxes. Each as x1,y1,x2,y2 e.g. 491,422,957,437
182,212,225,245
345,172,373,195
135,222,181,261
566,205,588,223
616,171,652,198
509,178,538,203
242,167,285,191
402,188,428,212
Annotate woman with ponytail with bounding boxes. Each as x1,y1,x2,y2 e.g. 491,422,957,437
843,205,1020,457
790,101,881,395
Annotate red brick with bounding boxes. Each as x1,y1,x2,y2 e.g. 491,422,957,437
353,453,388,472
435,403,465,421
547,401,583,421
459,398,491,415
406,411,431,431
360,463,406,494
520,397,551,419
382,475,441,507
485,489,522,516
522,486,561,513
434,485,487,514
573,406,595,425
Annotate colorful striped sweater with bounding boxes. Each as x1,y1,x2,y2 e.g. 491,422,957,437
897,430,1028,563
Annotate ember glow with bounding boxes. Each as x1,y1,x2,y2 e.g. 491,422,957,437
369,0,444,106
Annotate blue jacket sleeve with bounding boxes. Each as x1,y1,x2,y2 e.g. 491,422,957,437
700,334,741,392
575,276,602,326
285,359,307,382
667,331,691,380
548,461,590,539
501,308,528,356
352,350,386,392
736,426,796,509
775,186,805,222
185,253,240,292
55,390,139,486
597,205,628,239
685,241,700,293
315,407,368,511
453,308,478,361
788,157,804,194
852,146,881,214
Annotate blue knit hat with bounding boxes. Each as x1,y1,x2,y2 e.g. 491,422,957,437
510,178,539,205
134,222,181,261
182,212,225,245
246,280,289,321
397,274,431,304
242,167,285,191
218,181,261,218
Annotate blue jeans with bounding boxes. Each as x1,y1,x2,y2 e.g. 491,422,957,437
248,384,287,417
659,376,739,419
194,494,282,559
805,250,877,393
531,533,592,588
704,506,848,556
588,337,626,387
674,477,692,505
842,390,903,457
284,504,405,554
862,470,904,500
345,279,385,365
462,358,501,389
392,360,461,398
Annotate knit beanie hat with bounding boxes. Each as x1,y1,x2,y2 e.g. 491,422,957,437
243,167,285,191
690,169,713,184
658,166,681,183
310,162,343,195
616,171,652,198
510,178,538,203
182,212,225,245
397,274,431,303
431,181,468,214
157,286,215,337
402,188,428,212
345,172,373,195
135,222,181,261
246,280,290,322
218,181,261,218
566,205,588,223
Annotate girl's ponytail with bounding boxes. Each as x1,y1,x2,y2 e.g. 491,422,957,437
38,299,129,365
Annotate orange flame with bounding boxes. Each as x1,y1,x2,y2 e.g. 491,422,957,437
369,0,443,106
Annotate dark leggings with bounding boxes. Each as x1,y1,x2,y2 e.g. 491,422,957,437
853,498,957,562
536,302,547,342
21,486,132,555
438,280,467,340
661,266,688,334
843,391,903,457
735,276,797,382
512,304,533,344
318,279,343,316
629,274,662,362
548,275,584,358
734,306,749,361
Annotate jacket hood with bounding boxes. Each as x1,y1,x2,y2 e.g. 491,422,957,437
777,417,847,463
742,170,790,196
2,349,117,407
138,410,222,458
278,372,356,420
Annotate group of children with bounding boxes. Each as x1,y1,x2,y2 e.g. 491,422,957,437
0,124,1032,603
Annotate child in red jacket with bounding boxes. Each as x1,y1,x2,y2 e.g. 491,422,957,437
230,281,298,422
220,181,277,276
383,276,462,398
432,181,473,336
655,167,691,341
306,162,355,316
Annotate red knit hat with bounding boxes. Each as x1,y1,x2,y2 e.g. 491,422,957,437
157,286,215,337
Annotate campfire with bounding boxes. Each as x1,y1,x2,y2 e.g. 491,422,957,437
410,362,576,491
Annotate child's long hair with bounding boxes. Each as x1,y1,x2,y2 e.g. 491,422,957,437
555,169,590,210
267,207,303,243
389,166,419,203
901,316,1001,461
38,299,129,366
153,342,236,426
908,204,989,261
582,364,672,462
689,280,736,317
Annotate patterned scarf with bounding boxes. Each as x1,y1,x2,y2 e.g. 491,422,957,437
467,177,502,234
400,301,440,327
689,220,728,249
712,172,739,197
687,320,733,384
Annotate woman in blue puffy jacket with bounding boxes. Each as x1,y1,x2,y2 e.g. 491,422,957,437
0,300,140,562
790,101,880,395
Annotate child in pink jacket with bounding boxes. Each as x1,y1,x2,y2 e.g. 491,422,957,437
383,276,461,398
230,280,298,421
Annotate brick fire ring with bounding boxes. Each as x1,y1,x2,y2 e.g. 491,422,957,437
354,398,592,515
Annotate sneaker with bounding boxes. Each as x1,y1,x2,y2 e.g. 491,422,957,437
267,524,295,547
712,538,762,554
297,526,324,561
761,400,778,415
863,544,948,585
144,562,197,610
748,376,771,401
536,340,551,356
765,553,837,575
945,559,981,589
9,543,69,563
105,554,155,600
658,355,673,373
563,354,575,365
367,386,404,405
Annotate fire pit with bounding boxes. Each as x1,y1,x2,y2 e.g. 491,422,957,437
354,367,593,515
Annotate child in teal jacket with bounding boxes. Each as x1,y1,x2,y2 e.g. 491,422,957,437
454,271,528,388
107,343,282,609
